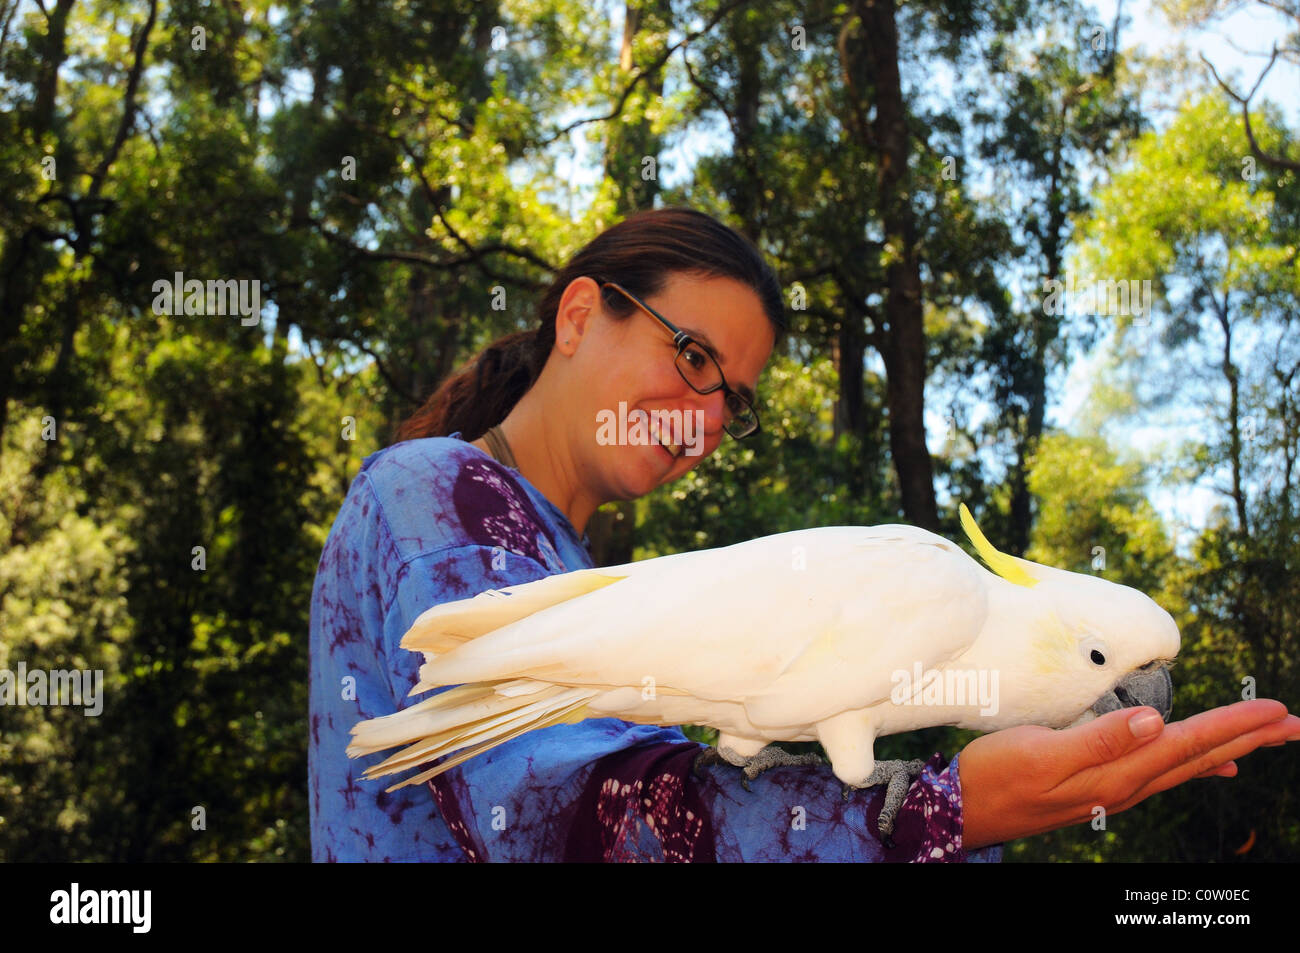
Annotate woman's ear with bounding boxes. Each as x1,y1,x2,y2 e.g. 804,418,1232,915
555,278,600,355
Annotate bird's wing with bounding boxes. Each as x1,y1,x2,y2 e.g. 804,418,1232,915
402,567,629,657
411,525,989,727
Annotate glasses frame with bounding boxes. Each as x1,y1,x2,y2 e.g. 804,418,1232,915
599,280,761,439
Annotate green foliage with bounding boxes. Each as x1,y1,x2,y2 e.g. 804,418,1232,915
0,412,133,861
635,353,895,557
1025,432,1180,601
1,0,1297,864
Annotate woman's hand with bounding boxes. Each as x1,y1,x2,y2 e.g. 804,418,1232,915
959,699,1300,849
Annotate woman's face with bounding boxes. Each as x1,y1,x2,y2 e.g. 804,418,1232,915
555,271,777,503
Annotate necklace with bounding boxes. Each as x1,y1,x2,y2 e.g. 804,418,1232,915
481,425,519,471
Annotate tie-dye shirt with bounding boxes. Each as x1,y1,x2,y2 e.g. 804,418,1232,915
308,435,1003,863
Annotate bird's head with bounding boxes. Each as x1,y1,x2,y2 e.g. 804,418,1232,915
958,503,1180,728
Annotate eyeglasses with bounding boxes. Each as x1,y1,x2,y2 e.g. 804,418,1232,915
599,281,761,439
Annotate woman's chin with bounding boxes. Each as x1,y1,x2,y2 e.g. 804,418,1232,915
620,444,678,492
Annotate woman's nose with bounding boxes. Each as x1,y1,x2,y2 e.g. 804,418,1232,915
686,388,729,437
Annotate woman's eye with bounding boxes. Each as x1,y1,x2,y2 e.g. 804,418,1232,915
683,347,707,369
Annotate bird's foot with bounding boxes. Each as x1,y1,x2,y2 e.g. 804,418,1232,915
692,745,729,781
840,758,927,848
692,744,824,791
737,745,825,792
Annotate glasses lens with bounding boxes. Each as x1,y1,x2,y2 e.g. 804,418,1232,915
674,338,759,439
724,406,758,438
723,391,749,416
676,342,719,390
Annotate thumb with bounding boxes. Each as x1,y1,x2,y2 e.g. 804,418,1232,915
1071,706,1166,767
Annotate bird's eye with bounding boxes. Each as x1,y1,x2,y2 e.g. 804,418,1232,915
1080,636,1109,667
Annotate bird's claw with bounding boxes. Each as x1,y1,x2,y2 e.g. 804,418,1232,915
838,759,927,844
693,744,825,792
857,758,926,844
692,746,728,781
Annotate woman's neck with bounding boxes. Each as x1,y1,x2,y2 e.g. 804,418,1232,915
471,385,600,536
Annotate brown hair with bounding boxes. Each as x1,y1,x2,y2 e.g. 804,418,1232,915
391,206,785,444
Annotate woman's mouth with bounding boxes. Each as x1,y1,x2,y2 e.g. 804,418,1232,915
648,417,683,461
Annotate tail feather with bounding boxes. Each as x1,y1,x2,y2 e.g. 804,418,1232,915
346,684,496,755
348,690,537,758
356,687,567,773
351,569,631,786
363,687,591,780
348,681,599,789
382,693,596,792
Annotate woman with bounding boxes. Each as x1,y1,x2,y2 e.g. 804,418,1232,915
308,207,1299,862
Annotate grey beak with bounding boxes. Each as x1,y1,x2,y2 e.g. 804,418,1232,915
1089,661,1174,722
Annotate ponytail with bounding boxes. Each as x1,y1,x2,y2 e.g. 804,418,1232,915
392,326,552,444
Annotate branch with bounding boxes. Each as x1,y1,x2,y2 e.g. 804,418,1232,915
404,144,556,278
1254,0,1300,24
352,338,419,406
310,217,550,287
388,134,550,274
293,313,420,406
1201,48,1300,173
328,116,557,279
0,0,20,65
538,0,754,147
831,262,884,349
680,47,740,141
29,223,75,244
87,0,157,204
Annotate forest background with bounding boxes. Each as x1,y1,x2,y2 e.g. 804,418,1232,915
1,0,1296,861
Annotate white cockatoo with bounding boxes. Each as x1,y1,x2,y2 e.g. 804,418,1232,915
349,504,1179,838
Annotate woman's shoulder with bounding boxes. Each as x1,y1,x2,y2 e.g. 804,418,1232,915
355,437,578,572
358,436,483,493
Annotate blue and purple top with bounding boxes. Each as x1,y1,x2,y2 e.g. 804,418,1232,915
308,435,1004,863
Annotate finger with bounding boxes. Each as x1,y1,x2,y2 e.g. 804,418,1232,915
1051,705,1169,774
1191,761,1237,779
1109,700,1295,784
1117,716,1296,809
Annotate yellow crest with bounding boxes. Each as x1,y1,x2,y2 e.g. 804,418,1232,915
958,503,1040,588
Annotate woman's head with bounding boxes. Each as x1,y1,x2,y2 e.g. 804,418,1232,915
545,270,778,502
395,207,784,441
393,206,784,513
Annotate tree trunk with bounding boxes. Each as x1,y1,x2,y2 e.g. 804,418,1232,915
856,0,938,529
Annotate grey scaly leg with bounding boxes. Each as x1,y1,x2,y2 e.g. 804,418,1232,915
737,745,826,791
840,759,926,848
692,744,825,791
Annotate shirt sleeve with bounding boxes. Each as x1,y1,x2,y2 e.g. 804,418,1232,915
375,531,1004,864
